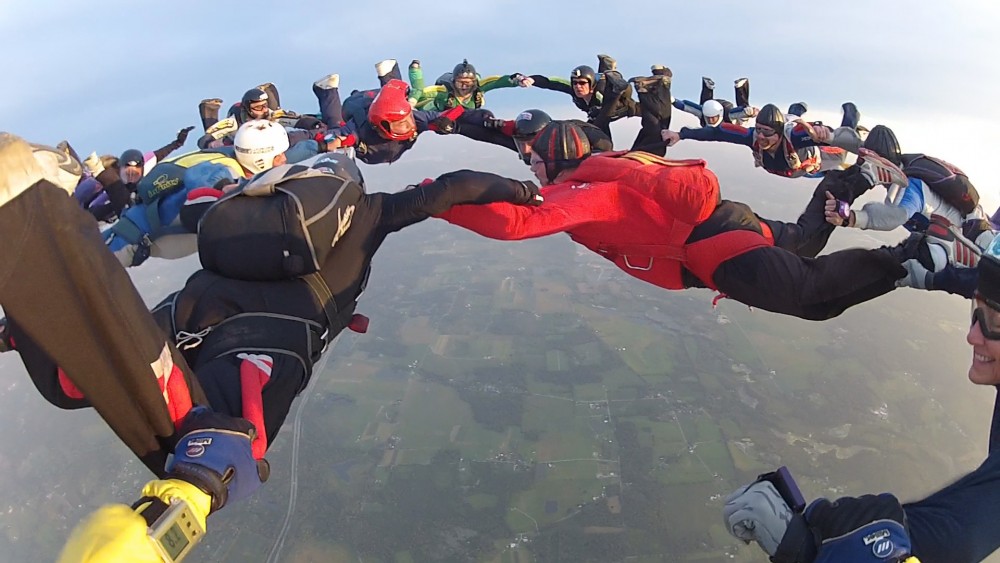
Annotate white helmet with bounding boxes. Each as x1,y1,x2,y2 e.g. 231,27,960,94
702,100,725,127
234,119,290,175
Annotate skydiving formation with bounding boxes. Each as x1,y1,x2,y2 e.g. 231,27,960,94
1,47,998,563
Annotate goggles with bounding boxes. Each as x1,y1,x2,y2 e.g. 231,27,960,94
756,126,779,137
972,295,1000,340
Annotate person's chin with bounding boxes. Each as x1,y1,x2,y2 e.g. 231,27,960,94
968,362,1000,386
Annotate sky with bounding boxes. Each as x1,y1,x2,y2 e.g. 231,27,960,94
2,0,1000,213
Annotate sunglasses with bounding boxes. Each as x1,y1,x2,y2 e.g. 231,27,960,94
571,80,590,86
972,295,1000,340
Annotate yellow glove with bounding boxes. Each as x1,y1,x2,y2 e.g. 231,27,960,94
58,479,211,563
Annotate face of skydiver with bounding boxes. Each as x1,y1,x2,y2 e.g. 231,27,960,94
968,296,1000,385
247,100,270,120
121,164,143,184
383,113,417,140
453,76,477,97
572,78,593,100
755,125,781,151
529,151,548,185
514,135,534,164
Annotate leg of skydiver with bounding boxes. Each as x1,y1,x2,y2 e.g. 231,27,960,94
452,113,518,152
257,82,281,110
188,352,307,454
734,78,750,108
630,70,673,156
700,76,715,105
0,140,207,474
313,74,344,128
199,98,223,131
376,59,402,86
760,166,875,258
711,243,907,321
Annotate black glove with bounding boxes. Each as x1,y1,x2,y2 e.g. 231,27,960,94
176,126,195,146
430,116,458,135
517,180,543,206
483,118,506,129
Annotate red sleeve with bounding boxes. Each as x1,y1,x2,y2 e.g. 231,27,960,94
436,184,616,239
440,105,466,120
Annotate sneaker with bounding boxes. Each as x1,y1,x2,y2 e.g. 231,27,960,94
926,216,981,269
409,59,420,70
375,59,398,77
858,148,907,188
650,64,672,78
734,77,748,89
702,76,716,90
314,73,340,90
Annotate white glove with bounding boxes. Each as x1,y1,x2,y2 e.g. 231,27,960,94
723,481,794,556
83,151,105,177
897,258,933,289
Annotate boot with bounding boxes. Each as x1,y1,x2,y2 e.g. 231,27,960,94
597,54,617,73
840,102,861,129
787,102,808,116
650,64,672,78
314,73,340,90
375,59,398,78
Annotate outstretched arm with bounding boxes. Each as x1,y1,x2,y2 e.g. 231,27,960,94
380,170,540,233
679,123,755,147
438,184,610,240
529,75,573,95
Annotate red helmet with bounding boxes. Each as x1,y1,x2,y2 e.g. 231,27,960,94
368,79,415,141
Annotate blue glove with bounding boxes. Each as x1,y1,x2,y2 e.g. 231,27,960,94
771,493,913,563
167,406,269,512
806,494,912,563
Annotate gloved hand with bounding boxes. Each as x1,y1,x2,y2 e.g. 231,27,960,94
175,126,195,147
429,116,458,135
794,494,912,563
823,191,853,227
511,73,534,87
83,151,105,177
483,117,507,130
57,478,212,563
723,481,795,556
166,406,269,512
517,180,543,206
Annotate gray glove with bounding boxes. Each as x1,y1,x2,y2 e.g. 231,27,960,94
723,481,794,556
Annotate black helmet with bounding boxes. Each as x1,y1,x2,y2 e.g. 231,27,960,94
863,125,902,165
241,87,269,107
452,59,477,81
570,65,596,88
532,121,591,183
119,148,144,168
755,104,785,133
513,109,553,164
240,87,271,122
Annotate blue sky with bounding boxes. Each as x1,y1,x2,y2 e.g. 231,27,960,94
2,0,999,207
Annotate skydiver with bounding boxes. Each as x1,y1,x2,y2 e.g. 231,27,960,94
314,78,492,165
435,121,940,322
661,102,864,178
407,58,534,111
823,125,985,242
673,76,759,127
72,127,194,222
724,252,1000,563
